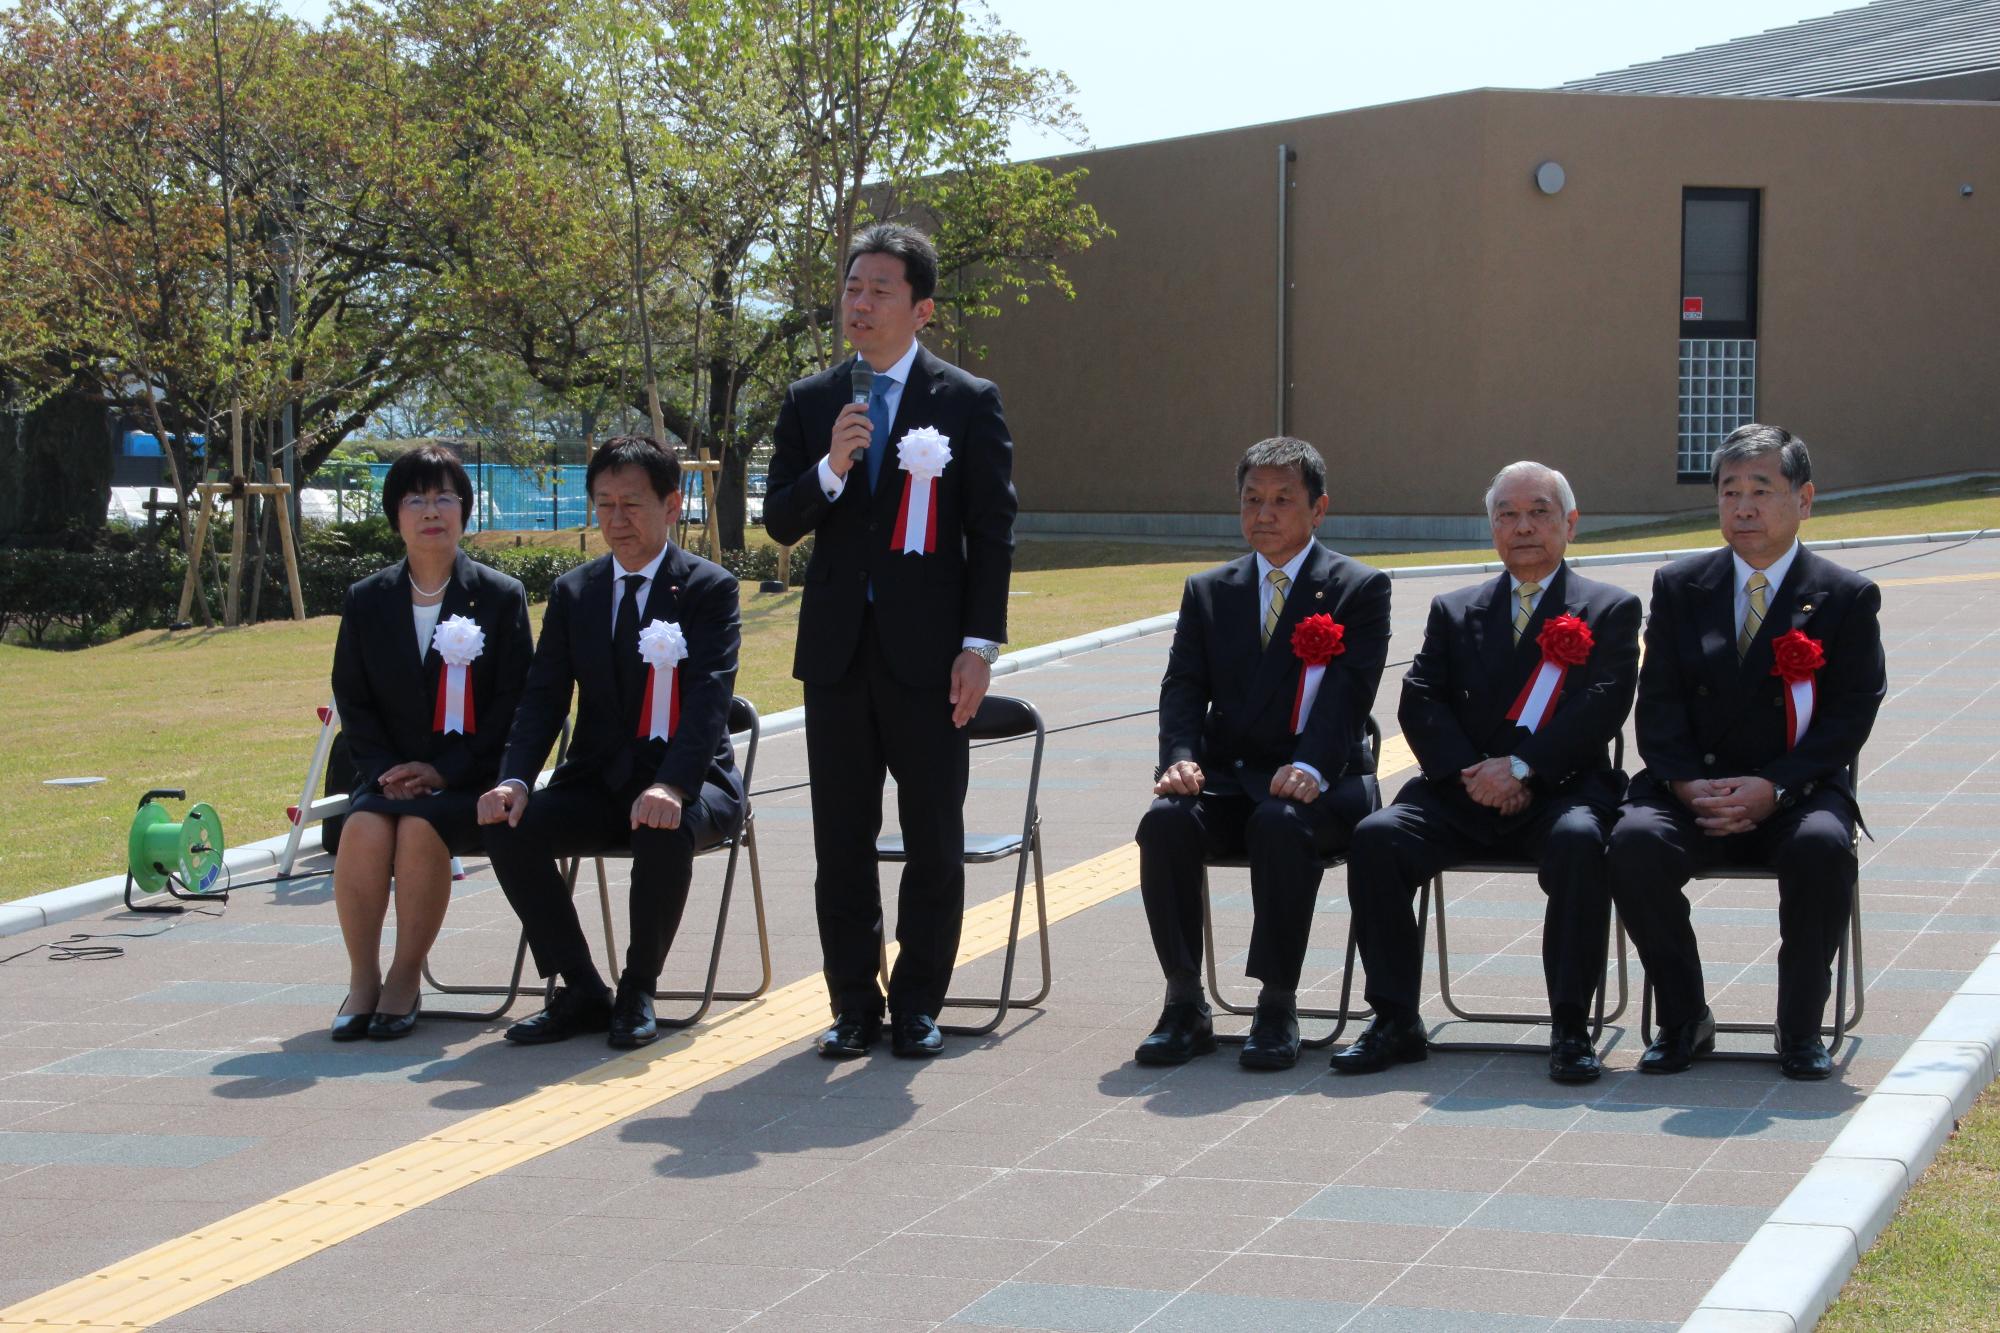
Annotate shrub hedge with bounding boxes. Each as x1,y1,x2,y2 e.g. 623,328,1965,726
0,527,811,646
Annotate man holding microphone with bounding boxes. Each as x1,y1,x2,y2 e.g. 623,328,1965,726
764,223,1019,1059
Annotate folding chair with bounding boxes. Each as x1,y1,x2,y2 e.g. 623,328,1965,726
1639,757,1867,1059
1419,735,1631,1054
1198,717,1383,1050
423,697,771,1026
875,694,1051,1037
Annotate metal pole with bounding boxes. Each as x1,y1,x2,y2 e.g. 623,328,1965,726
1275,143,1294,437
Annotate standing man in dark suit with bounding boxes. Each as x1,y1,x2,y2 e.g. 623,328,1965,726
1608,425,1884,1081
479,437,745,1051
1334,463,1641,1082
1133,437,1391,1071
764,223,1018,1060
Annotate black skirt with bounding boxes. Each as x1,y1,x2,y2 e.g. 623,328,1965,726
346,787,483,857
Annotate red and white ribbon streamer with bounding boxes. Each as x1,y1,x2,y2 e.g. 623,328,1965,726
892,474,939,554
1290,663,1326,734
433,663,476,735
637,620,688,741
1505,659,1569,734
431,614,485,735
1783,676,1815,749
891,426,951,555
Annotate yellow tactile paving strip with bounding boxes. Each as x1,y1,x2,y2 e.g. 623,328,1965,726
0,843,1144,1332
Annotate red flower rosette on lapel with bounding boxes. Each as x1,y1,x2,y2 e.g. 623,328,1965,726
1769,629,1825,749
1507,613,1592,733
1288,613,1346,734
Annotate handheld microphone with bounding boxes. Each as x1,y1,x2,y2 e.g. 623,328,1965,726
847,363,873,461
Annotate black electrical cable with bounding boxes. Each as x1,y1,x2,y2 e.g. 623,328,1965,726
1850,527,1994,575
0,903,227,965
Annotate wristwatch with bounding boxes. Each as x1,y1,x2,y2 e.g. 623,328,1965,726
1772,782,1794,809
1508,756,1532,783
967,643,1000,666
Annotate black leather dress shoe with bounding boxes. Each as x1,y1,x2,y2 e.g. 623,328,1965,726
1547,1021,1602,1084
1777,1032,1833,1081
1134,1000,1216,1066
1328,1013,1428,1074
891,1013,945,1059
504,985,613,1046
1639,1006,1716,1074
330,997,372,1043
1239,1001,1301,1071
608,976,658,1050
367,995,420,1041
816,1011,882,1059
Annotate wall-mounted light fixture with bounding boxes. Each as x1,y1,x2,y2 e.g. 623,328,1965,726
1962,183,1975,197
1534,161,1566,195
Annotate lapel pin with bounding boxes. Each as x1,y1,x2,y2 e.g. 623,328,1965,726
1314,590,1324,600
1800,602,1815,615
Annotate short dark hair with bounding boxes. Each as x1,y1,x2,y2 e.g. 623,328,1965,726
1713,423,1812,490
381,443,473,519
586,435,681,499
845,223,939,304
1236,436,1327,505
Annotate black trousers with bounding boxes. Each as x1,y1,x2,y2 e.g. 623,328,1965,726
1136,780,1367,993
1606,783,1856,1035
483,776,741,987
1345,776,1618,1023
804,613,969,1020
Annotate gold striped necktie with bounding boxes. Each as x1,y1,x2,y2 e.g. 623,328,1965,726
1739,570,1769,658
1513,581,1541,645
1263,567,1290,648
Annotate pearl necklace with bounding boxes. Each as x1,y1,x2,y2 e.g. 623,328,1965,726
410,574,449,599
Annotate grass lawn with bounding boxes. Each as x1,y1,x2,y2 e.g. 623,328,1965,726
4,478,1995,902
1820,1081,2000,1331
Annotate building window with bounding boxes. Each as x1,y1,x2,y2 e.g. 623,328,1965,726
1678,339,1757,482
1678,188,1760,480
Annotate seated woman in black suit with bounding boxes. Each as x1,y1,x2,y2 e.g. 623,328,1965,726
328,445,533,1040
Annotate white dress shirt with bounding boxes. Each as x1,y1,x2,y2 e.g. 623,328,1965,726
609,542,670,629
1733,540,1800,639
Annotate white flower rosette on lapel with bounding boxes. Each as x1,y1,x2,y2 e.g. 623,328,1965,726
430,614,485,735
636,620,688,740
891,426,951,554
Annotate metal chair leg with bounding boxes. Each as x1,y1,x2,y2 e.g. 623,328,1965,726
1200,865,1370,1050
422,934,534,1022
938,823,1053,1035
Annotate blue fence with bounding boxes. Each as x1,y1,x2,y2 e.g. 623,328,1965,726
336,463,704,532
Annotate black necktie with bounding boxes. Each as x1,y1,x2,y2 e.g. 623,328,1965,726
613,573,645,706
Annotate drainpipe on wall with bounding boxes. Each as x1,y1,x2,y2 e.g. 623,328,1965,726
1276,144,1297,436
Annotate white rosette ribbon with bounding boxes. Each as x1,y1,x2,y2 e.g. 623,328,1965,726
636,619,688,740
430,614,486,734
891,426,952,554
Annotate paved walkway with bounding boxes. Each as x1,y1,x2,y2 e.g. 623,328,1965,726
3,537,1997,1332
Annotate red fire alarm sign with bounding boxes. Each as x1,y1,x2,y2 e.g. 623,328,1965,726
1682,297,1704,320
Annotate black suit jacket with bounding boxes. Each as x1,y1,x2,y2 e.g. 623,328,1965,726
331,552,534,796
498,545,742,802
1399,562,1642,830
763,346,1017,689
1630,545,1884,812
1158,541,1392,800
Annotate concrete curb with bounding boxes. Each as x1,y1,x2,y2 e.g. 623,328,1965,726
1683,936,2000,1331
5,527,1990,941
0,825,323,940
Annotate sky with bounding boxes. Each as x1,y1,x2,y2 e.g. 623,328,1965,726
262,0,1852,157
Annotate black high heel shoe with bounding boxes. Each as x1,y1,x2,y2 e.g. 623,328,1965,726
330,997,373,1043
367,995,421,1040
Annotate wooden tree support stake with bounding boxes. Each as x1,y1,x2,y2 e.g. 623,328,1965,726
175,481,306,625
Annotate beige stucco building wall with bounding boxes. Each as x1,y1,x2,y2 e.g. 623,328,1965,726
962,89,2000,535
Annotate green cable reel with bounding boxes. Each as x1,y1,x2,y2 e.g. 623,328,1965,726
124,790,228,911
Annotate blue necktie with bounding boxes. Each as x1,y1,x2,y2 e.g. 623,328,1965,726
865,374,894,492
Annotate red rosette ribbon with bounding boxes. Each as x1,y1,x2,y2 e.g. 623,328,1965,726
1287,614,1345,732
1290,614,1345,666
1508,613,1592,733
1769,629,1824,748
1536,614,1594,668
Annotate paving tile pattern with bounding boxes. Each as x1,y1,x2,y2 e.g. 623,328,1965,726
0,540,1995,1330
